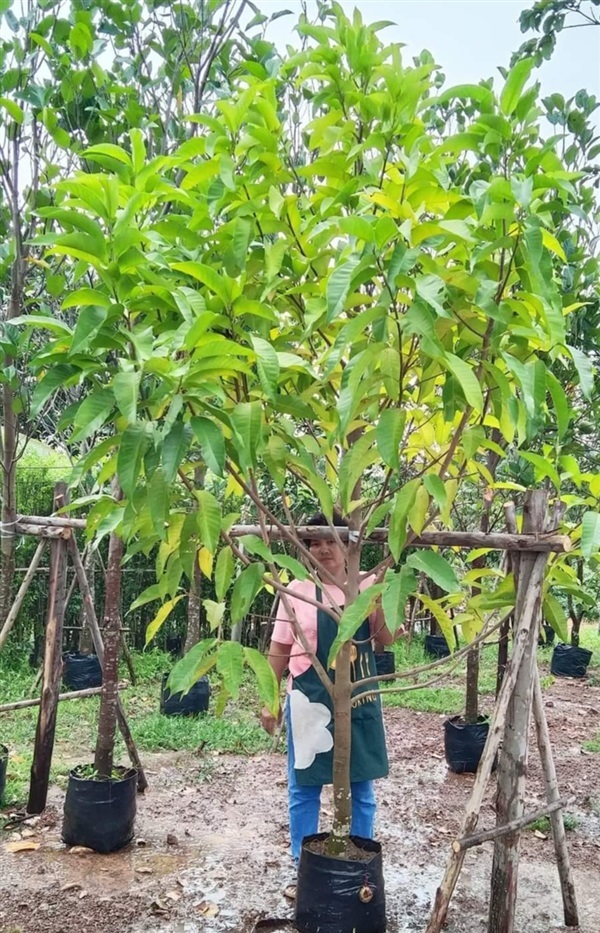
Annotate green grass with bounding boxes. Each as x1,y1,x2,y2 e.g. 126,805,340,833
528,812,579,833
0,649,268,810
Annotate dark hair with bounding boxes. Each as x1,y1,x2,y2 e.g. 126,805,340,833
303,510,347,543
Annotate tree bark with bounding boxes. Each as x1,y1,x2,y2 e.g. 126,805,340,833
27,484,69,814
488,490,549,933
93,522,124,778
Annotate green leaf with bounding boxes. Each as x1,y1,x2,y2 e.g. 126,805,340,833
10,314,72,335
204,599,226,630
0,97,24,124
168,638,219,696
232,217,252,271
543,593,568,643
113,371,141,423
376,409,405,471
444,354,483,411
82,143,132,167
251,336,280,399
244,646,280,716
423,474,447,510
388,480,419,561
117,424,150,498
567,345,594,400
581,511,600,561
230,562,264,624
62,288,112,310
546,371,571,441
406,551,461,593
382,566,416,637
71,388,114,443
519,451,561,490
70,306,107,354
171,261,231,305
190,417,225,476
230,401,262,471
217,641,244,700
500,59,534,116
162,421,191,483
130,127,146,174
326,256,360,322
145,595,184,645
327,584,386,667
215,546,235,601
196,490,222,554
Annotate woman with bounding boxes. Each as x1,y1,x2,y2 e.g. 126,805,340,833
260,511,404,872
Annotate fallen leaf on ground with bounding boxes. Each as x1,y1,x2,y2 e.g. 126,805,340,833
150,898,170,913
196,900,220,918
534,830,548,840
60,882,81,892
68,846,95,855
4,840,41,853
79,890,88,899
136,867,154,874
164,890,181,902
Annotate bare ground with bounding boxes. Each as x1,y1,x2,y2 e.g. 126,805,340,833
1,677,599,933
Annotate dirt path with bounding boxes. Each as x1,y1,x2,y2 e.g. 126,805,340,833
1,679,599,933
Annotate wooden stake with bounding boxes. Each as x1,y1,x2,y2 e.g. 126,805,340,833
488,490,549,933
0,538,46,653
453,796,576,852
532,670,579,926
425,548,548,933
27,484,69,814
67,537,148,791
0,682,128,712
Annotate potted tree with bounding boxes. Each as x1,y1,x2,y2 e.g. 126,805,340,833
62,521,138,853
30,5,592,926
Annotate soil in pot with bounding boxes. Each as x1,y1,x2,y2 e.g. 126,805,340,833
374,651,395,677
295,832,386,933
0,744,8,804
551,643,593,678
424,634,450,658
444,715,490,774
160,672,210,716
62,765,137,853
62,652,103,690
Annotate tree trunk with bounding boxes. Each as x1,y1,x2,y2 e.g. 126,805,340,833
184,557,202,653
488,490,549,933
94,524,124,778
27,484,69,813
465,487,493,723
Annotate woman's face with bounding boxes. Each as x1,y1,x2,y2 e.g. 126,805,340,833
308,537,346,578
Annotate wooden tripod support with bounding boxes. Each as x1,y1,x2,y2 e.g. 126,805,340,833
426,491,579,933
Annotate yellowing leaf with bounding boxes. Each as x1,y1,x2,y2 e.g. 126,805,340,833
145,595,184,645
198,546,214,578
4,841,41,853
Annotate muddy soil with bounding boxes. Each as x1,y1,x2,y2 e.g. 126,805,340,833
1,677,599,933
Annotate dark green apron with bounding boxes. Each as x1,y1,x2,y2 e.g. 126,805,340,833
290,586,389,787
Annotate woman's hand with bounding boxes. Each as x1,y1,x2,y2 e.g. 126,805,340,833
260,705,282,736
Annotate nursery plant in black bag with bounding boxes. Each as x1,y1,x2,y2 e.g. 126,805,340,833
444,716,490,774
295,833,386,933
161,672,210,716
63,652,103,690
425,634,450,658
62,766,137,853
551,643,593,678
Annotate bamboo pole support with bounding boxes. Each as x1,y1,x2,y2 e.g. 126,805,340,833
67,536,148,791
532,670,579,926
27,484,70,814
0,682,128,712
0,538,46,653
488,490,550,933
14,522,69,538
18,514,87,529
453,796,576,852
425,548,548,933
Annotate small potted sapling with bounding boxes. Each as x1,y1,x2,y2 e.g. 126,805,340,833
62,527,138,853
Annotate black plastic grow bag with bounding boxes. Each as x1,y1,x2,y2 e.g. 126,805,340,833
444,716,489,774
425,634,450,658
62,766,137,853
62,652,103,690
538,624,556,647
374,652,395,677
295,833,386,933
160,672,210,716
551,643,593,679
0,744,8,804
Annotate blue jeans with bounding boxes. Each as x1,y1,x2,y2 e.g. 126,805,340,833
286,701,377,862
